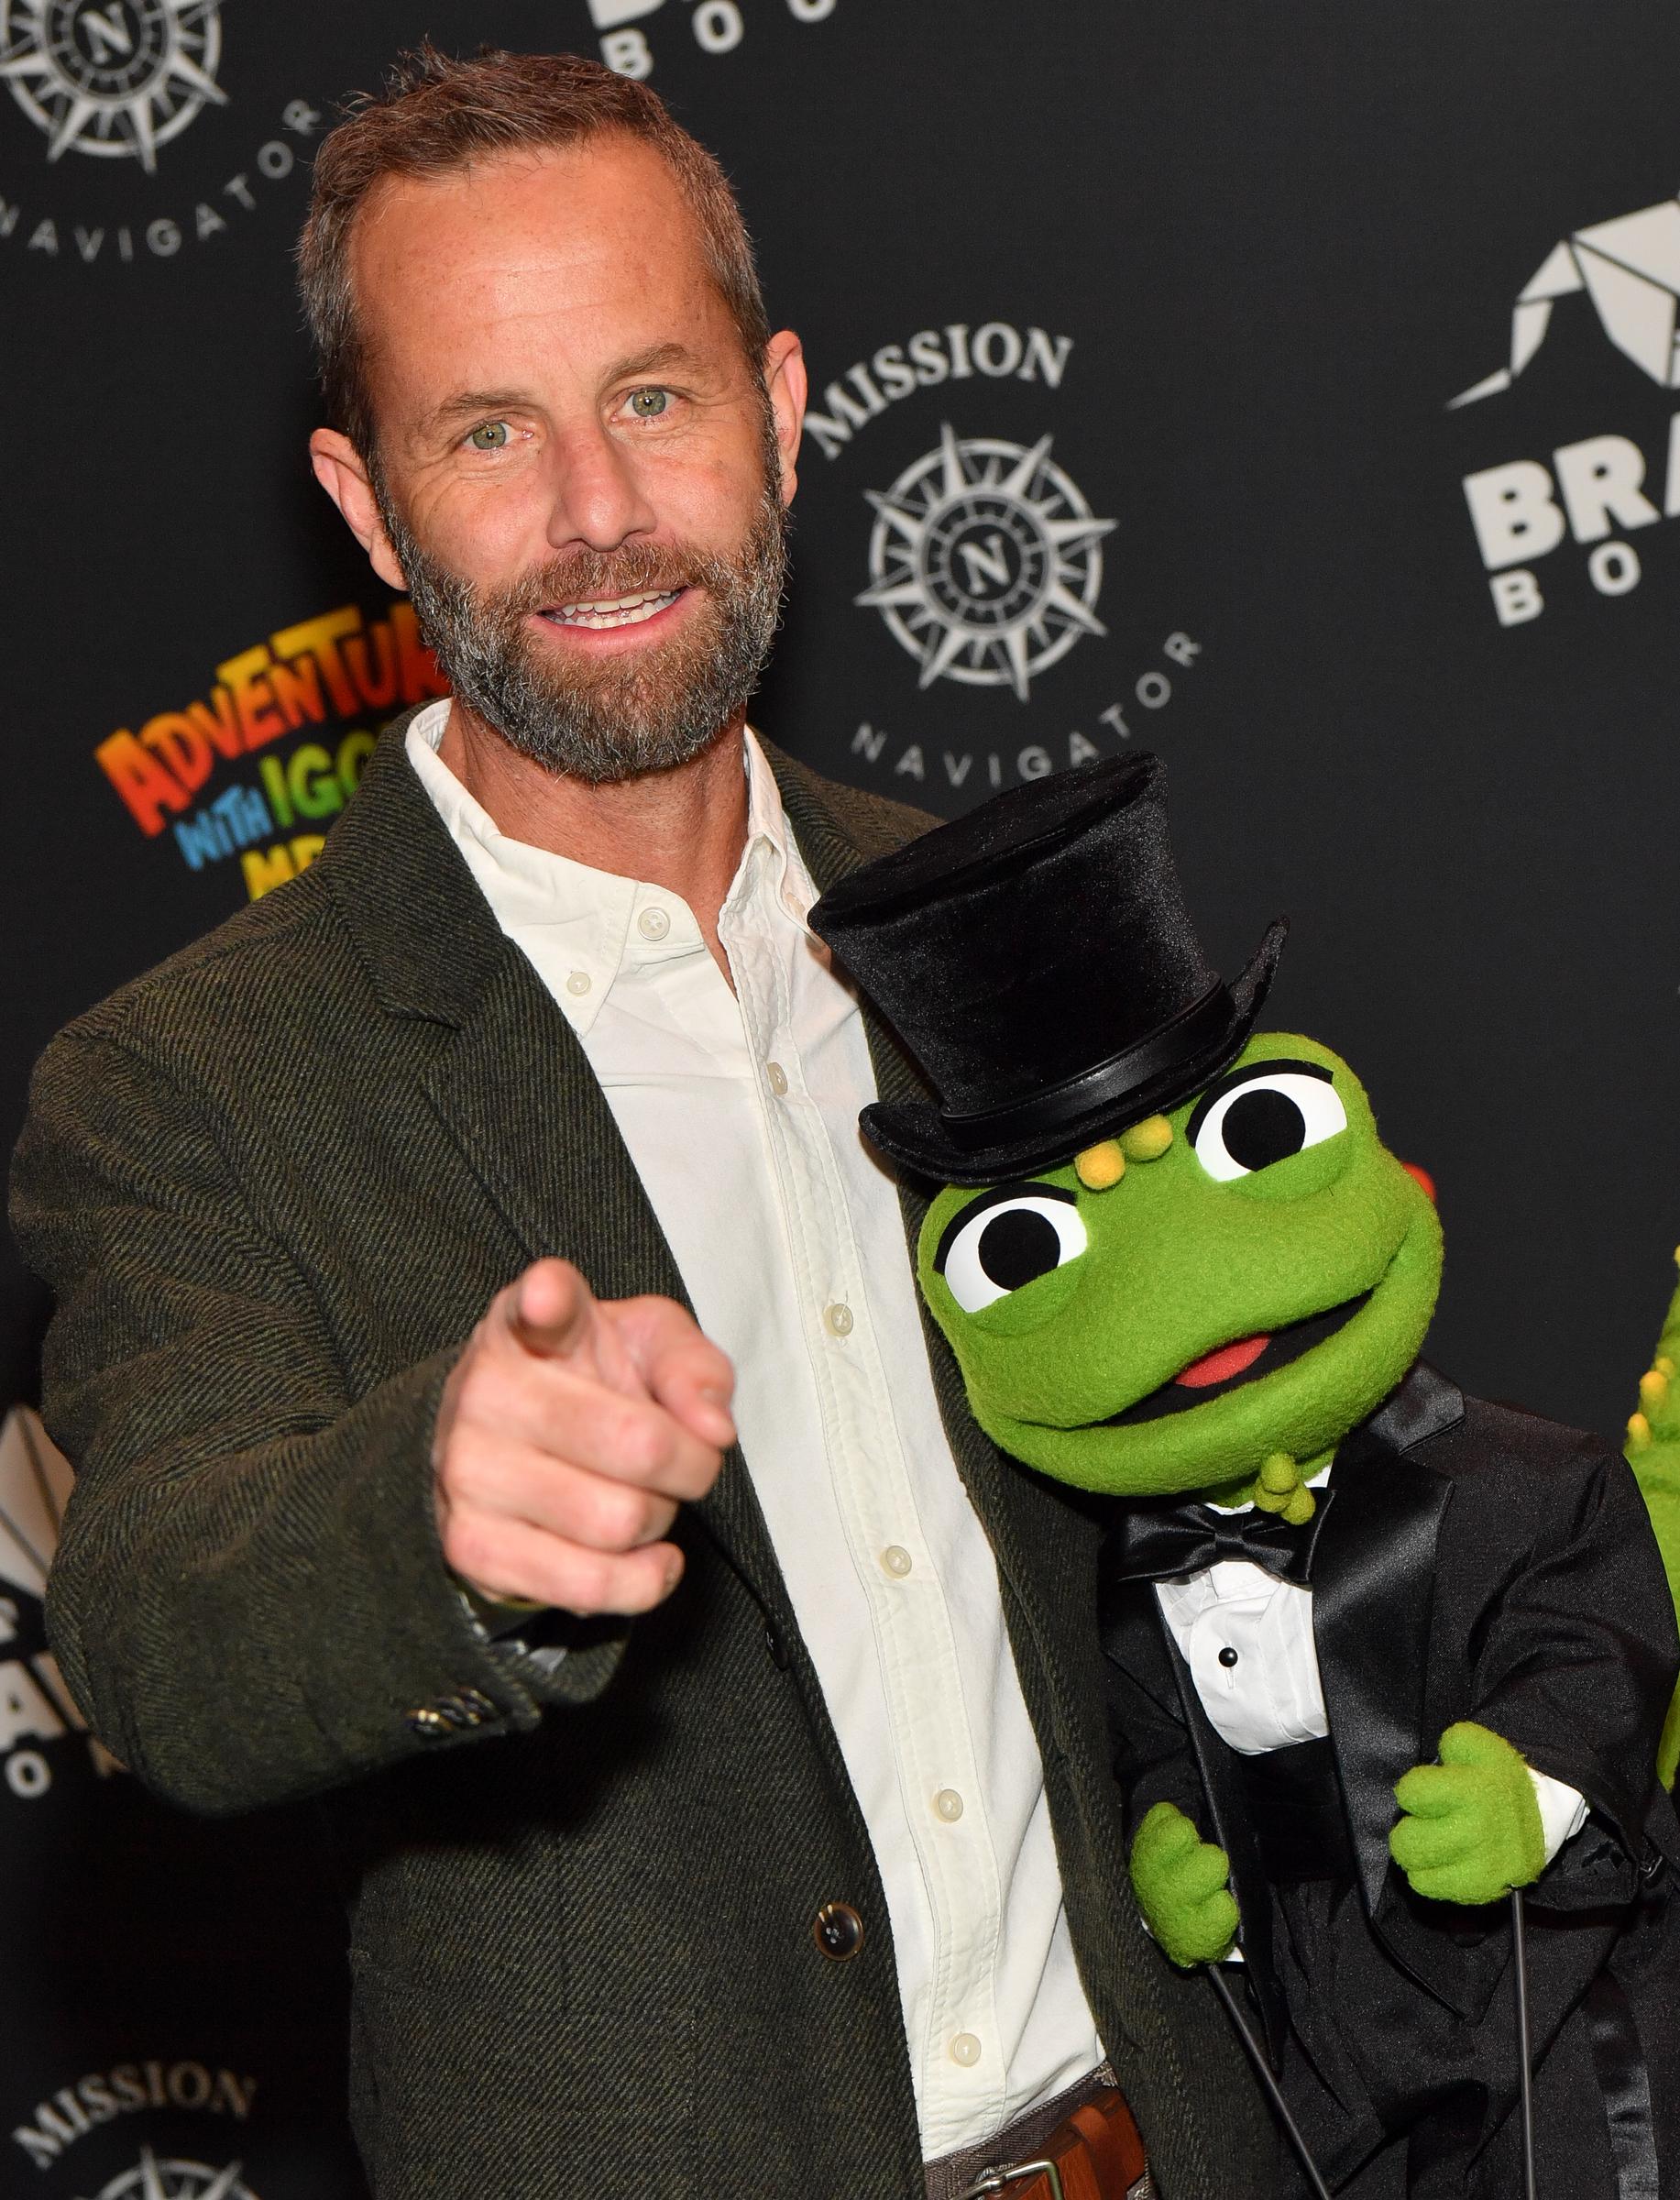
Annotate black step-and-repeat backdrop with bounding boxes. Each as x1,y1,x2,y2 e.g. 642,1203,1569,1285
6,4,1680,2191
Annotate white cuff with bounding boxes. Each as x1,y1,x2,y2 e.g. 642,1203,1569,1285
1528,1767,1588,1864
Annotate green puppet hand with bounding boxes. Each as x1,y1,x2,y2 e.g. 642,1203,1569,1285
1624,1260,1680,1788
1389,1722,1546,1906
1130,1800,1239,1966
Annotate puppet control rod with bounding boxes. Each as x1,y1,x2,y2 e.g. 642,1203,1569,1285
1204,1965,1334,2200
1205,1892,1540,2200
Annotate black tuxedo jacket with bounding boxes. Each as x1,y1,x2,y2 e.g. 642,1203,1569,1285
1098,1363,1680,2061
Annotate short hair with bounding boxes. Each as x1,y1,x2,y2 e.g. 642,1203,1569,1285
298,43,770,460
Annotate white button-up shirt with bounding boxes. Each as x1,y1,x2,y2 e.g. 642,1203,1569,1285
407,706,1104,2157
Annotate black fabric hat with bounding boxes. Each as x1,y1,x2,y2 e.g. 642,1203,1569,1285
808,754,1287,1184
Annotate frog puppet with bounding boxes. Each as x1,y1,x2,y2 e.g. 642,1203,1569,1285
809,754,1680,2199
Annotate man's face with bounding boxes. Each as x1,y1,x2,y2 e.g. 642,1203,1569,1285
324,134,802,782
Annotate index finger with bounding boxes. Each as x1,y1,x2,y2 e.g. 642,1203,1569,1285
501,1259,592,1357
503,1260,643,1396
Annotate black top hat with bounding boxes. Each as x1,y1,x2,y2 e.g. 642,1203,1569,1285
808,754,1286,1184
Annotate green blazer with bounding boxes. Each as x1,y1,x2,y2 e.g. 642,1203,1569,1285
10,718,1272,2199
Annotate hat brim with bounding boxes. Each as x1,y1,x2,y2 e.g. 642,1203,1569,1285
861,919,1288,1186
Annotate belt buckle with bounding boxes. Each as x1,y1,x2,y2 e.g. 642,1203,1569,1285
955,2162,1064,2200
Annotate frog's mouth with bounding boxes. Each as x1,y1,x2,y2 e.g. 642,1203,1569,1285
1101,1292,1373,1426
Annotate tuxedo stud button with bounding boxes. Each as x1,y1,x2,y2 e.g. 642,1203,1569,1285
812,1901,864,1962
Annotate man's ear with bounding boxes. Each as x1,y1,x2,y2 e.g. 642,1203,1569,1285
309,428,408,594
763,330,807,509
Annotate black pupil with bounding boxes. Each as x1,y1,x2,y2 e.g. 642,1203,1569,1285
979,1207,1062,1291
1223,1089,1308,1172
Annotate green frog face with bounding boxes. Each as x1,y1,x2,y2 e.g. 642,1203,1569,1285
917,1033,1443,1501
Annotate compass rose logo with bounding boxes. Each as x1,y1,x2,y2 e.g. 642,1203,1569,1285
0,0,225,172
857,426,1115,700
92,2148,257,2200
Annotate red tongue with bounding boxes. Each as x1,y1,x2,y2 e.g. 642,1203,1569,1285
1175,1334,1271,1389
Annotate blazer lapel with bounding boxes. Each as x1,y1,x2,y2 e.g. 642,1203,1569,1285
319,718,795,1602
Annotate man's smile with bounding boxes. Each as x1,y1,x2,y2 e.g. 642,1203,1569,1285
541,585,690,638
537,586,686,632
1101,1292,1375,1426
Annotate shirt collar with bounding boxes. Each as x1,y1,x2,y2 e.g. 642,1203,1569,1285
738,719,818,931
405,702,812,1035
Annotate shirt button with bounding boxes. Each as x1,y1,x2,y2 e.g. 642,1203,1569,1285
1218,1645,1239,1668
825,1303,853,1338
950,2033,982,2067
637,906,671,940
565,971,591,997
766,1061,789,1096
934,1788,964,1822
880,1546,913,1578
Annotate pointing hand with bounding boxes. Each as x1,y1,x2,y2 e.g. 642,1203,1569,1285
433,1258,736,1619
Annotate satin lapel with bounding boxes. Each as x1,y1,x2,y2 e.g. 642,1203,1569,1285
1312,1392,1456,1925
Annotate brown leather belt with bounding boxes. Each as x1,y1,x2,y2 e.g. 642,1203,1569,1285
925,2071,1151,2200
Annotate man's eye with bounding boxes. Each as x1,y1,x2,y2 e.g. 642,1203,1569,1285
627,387,670,419
1190,1069,1347,1182
467,421,510,451
939,1194,1087,1314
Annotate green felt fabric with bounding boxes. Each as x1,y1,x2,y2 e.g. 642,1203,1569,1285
1389,1722,1546,1906
1625,1257,1680,1786
917,1033,1443,1503
1129,1801,1239,1967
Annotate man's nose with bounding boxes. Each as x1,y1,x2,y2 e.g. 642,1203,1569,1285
543,422,657,556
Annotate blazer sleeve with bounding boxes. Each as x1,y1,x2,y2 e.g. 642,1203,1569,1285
10,1024,628,1818
1467,1436,1680,1908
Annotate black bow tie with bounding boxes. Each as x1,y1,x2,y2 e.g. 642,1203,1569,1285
1109,1489,1334,1588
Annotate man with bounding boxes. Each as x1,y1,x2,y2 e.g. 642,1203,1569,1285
11,48,1270,2200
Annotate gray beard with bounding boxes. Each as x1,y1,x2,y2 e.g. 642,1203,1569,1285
380,486,787,786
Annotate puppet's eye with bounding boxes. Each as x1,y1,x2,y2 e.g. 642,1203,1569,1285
937,1188,1088,1313
1189,1064,1348,1182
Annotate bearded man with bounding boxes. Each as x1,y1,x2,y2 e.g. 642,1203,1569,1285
11,48,1269,2200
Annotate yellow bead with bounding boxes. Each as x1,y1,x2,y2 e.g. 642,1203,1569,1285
1119,1115,1174,1162
1658,1357,1676,1380
1629,1413,1653,1452
1642,1370,1670,1412
1075,1141,1125,1190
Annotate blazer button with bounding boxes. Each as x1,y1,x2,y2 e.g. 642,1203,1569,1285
406,1707,452,1739
812,1901,864,1962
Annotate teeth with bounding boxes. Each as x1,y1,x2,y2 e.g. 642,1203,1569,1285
546,589,680,630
